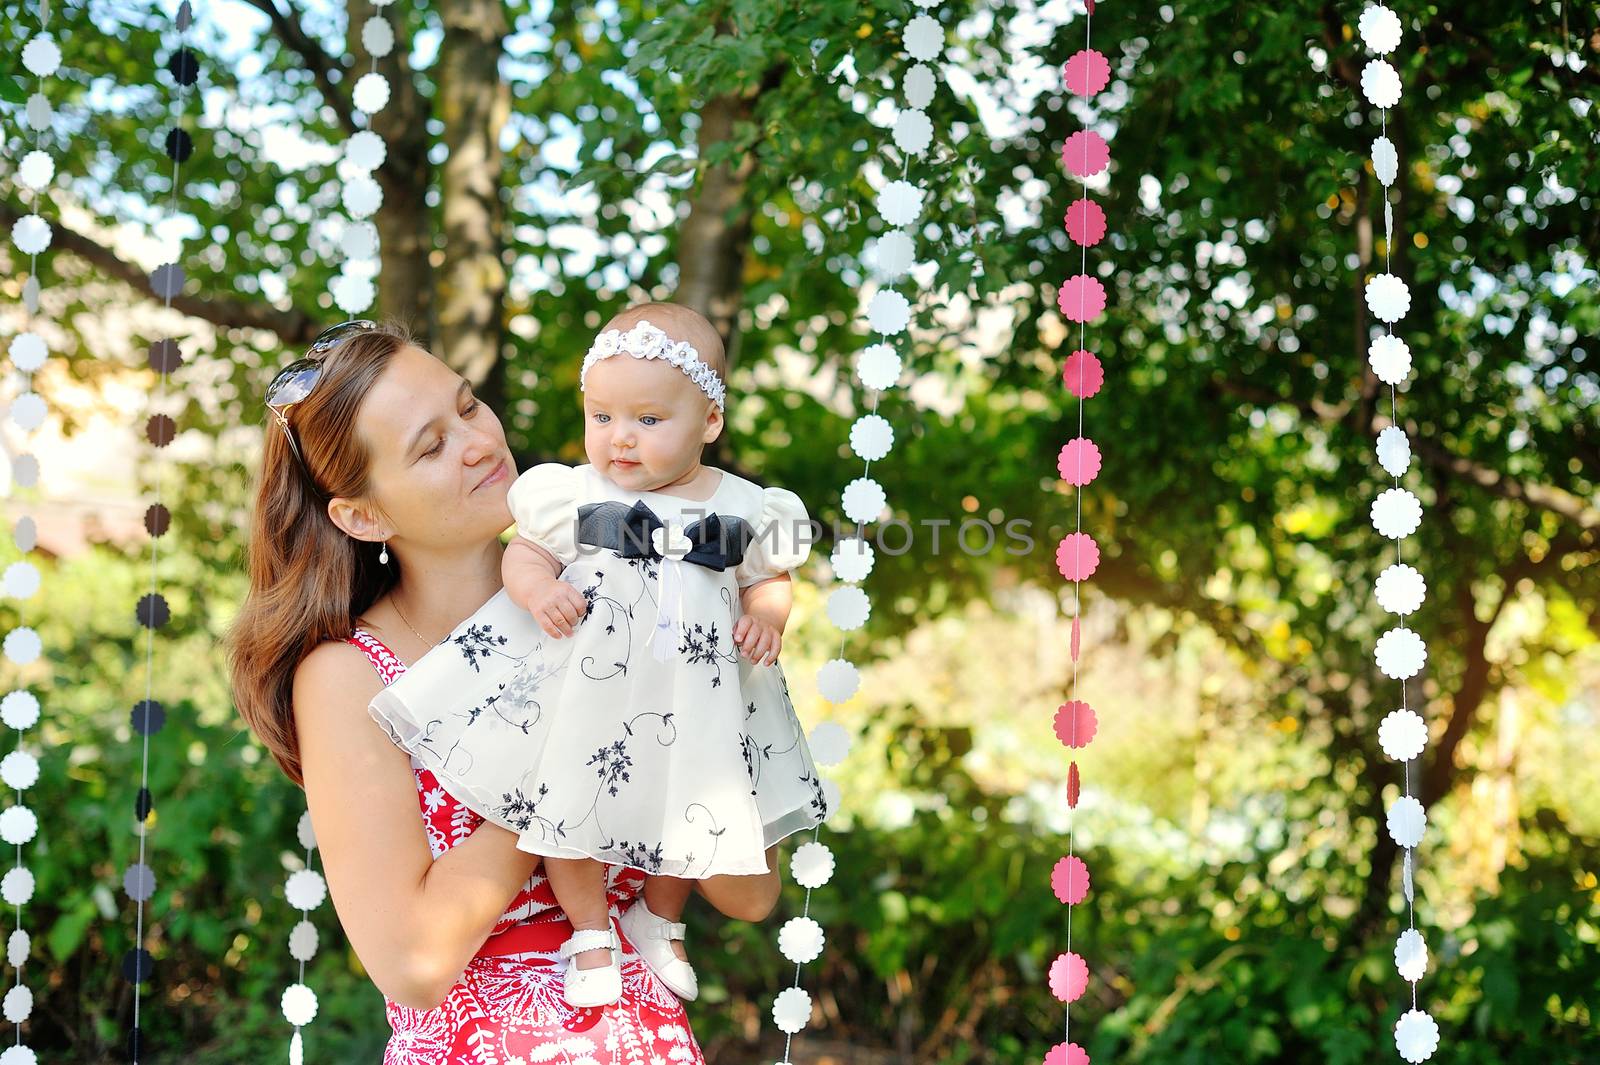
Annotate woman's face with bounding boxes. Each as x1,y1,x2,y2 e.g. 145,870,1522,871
348,344,514,548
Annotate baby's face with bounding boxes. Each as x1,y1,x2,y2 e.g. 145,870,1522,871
582,353,719,490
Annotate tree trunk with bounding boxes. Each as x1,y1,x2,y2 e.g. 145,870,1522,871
676,90,759,369
435,0,511,392
675,72,785,472
348,0,435,344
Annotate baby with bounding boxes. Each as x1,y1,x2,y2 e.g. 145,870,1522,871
369,301,830,1008
504,301,822,1005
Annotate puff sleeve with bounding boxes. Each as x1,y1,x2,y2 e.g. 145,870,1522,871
505,462,582,566
734,485,813,588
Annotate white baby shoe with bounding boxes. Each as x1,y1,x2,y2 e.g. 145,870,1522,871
558,924,622,1008
618,900,698,1001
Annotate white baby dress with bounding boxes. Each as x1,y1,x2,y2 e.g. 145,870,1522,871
366,462,831,878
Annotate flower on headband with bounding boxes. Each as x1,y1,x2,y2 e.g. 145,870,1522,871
580,319,727,409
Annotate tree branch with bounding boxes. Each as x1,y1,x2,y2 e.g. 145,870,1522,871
239,0,358,137
0,201,320,345
1208,376,1600,532
1318,3,1364,91
1407,435,1600,532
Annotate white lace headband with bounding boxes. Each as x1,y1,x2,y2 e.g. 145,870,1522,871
580,319,726,410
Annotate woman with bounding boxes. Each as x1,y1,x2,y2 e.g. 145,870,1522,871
225,319,781,1062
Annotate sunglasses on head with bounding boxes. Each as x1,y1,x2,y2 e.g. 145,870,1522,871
265,319,378,497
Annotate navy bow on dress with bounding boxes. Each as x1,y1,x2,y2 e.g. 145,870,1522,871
574,499,757,662
576,499,754,571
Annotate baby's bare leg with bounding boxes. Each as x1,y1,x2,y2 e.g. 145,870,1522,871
643,874,694,961
546,855,612,969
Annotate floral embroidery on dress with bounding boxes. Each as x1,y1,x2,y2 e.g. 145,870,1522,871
345,627,707,1065
362,463,830,881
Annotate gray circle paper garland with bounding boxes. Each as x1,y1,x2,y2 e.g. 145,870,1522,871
120,3,200,1062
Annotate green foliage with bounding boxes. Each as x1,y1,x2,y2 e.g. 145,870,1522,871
687,706,1600,1063
0,0,1595,1060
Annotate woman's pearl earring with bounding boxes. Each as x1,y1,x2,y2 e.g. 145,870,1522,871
379,541,389,565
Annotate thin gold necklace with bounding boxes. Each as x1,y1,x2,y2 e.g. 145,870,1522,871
389,590,440,655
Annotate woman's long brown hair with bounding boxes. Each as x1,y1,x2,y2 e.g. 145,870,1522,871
224,321,416,788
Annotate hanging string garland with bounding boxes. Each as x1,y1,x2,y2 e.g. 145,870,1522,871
1,3,63,1062
1046,2,1112,1063
277,4,399,1055
116,4,203,1061
1353,5,1440,1062
277,8,399,1057
281,813,324,1064
768,0,946,1052
328,0,396,315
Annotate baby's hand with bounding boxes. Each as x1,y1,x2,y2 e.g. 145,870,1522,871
522,577,588,638
733,615,781,666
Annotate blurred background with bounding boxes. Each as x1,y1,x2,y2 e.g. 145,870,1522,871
1,0,1596,1061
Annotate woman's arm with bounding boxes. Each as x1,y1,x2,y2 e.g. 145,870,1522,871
293,639,543,1010
691,841,783,922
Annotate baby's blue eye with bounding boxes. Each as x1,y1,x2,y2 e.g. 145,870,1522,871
593,413,609,423
640,416,659,426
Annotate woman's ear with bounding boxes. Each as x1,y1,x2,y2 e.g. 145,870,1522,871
327,496,388,545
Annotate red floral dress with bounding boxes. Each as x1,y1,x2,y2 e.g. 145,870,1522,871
348,628,708,1065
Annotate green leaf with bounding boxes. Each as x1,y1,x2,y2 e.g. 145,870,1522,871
47,901,97,962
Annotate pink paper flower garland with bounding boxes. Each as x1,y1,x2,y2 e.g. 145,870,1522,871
1047,3,1112,1063
1353,5,1441,1061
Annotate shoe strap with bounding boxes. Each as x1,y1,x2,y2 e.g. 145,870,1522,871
650,920,687,941
559,927,617,959
631,902,688,941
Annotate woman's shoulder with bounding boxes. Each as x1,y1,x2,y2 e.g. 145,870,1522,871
290,634,412,796
294,633,390,713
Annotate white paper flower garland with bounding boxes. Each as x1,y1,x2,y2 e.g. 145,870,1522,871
1,6,60,1061
1045,4,1116,1063
327,0,396,314
282,812,326,1064
772,2,944,1055
1354,5,1441,1061
276,11,397,1057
